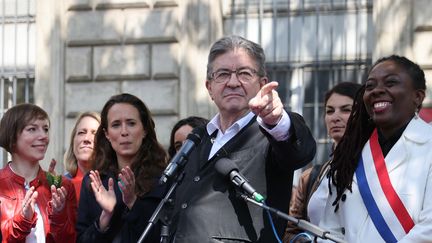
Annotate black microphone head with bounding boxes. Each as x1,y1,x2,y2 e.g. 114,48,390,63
215,158,238,177
186,126,206,145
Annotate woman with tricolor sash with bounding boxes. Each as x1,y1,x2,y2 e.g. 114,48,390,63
313,55,432,242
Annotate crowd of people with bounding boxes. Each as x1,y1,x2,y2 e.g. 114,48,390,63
0,35,430,243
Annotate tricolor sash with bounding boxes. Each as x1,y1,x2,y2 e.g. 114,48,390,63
355,129,414,242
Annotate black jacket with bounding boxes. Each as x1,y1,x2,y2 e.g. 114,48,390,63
76,172,166,243
169,112,316,243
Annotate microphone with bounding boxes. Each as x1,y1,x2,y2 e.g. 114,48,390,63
215,158,265,203
160,127,205,184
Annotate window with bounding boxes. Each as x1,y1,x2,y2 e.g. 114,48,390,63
267,62,370,164
0,0,36,165
224,0,373,165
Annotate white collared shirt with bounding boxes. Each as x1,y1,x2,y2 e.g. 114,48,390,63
206,110,291,159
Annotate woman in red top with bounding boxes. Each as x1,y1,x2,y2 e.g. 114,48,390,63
64,111,101,201
0,103,77,243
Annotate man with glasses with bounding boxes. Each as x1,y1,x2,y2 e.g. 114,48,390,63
167,35,316,243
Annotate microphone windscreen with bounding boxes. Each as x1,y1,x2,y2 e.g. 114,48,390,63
215,158,238,177
186,126,206,144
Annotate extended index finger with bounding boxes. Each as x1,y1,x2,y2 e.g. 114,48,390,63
48,158,57,175
258,81,279,98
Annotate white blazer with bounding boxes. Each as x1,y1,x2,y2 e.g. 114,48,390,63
314,118,432,243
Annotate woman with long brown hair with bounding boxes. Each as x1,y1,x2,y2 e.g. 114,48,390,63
76,93,167,242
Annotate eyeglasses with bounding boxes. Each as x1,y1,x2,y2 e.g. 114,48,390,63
211,68,258,84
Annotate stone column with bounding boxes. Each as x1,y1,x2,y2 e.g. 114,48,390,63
35,0,66,172
178,0,223,119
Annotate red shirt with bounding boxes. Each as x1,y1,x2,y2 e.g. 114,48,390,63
70,168,84,201
0,164,77,243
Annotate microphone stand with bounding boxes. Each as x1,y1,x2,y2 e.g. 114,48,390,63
239,194,347,243
137,172,185,243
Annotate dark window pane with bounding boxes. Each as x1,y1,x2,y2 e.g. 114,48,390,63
266,65,292,109
2,78,14,106
16,77,34,103
303,64,369,164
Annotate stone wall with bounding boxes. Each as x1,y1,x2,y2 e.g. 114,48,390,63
36,0,222,172
34,0,432,172
374,0,432,105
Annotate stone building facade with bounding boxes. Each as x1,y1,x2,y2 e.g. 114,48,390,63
35,0,222,172
1,0,431,171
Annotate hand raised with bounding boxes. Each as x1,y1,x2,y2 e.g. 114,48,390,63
49,185,67,214
21,186,38,220
249,81,283,126
118,166,137,209
89,170,116,214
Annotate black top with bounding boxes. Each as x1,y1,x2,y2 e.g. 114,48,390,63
377,122,409,157
76,172,166,243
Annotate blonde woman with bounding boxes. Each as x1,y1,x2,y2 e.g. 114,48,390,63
64,111,101,201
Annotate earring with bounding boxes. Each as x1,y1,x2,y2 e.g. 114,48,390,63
414,109,419,119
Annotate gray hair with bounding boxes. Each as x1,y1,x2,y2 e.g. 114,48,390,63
206,35,267,80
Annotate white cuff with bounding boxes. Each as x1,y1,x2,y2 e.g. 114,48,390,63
257,110,291,141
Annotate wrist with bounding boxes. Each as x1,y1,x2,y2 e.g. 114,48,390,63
98,210,113,231
126,196,137,210
265,114,282,128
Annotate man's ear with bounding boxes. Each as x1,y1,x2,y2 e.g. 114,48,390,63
259,77,268,88
206,80,214,100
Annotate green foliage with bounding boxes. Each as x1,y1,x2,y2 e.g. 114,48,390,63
46,172,62,188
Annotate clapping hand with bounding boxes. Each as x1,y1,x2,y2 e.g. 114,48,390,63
49,185,67,214
118,166,137,209
90,170,116,231
249,81,283,126
21,186,38,220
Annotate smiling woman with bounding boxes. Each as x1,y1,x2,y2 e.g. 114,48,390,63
63,111,101,201
314,55,432,242
0,103,77,243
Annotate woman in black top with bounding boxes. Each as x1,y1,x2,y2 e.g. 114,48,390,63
76,93,167,243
